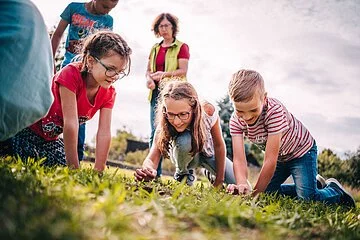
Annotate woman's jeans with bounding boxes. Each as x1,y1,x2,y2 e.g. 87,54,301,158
170,130,236,184
149,87,163,177
265,141,342,204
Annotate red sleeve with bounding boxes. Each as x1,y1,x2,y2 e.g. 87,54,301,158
178,43,190,59
54,64,82,94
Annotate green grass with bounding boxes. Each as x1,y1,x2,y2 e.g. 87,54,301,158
0,157,359,240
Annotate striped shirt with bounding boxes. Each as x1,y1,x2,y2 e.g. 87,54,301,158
229,97,314,162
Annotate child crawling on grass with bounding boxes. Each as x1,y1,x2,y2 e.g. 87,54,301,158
135,81,249,188
226,69,355,208
10,31,131,172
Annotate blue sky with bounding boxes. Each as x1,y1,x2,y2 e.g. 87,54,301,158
32,0,360,155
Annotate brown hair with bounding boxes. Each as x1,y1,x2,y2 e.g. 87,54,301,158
228,69,265,102
151,13,179,38
155,81,206,158
79,30,132,76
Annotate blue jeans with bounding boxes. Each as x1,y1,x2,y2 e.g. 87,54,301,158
149,87,163,177
265,141,341,204
77,123,86,161
170,130,236,184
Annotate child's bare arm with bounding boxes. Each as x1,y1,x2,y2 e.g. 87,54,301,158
94,108,112,172
50,19,68,59
227,135,252,194
253,133,282,196
210,117,226,187
232,135,248,184
134,134,162,181
60,86,80,169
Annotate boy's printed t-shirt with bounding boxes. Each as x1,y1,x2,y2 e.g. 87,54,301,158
229,97,314,162
30,63,116,141
61,2,113,66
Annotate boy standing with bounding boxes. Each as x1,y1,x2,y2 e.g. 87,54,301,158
227,69,355,208
51,0,118,67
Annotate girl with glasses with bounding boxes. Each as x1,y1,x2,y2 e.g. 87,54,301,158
51,0,119,165
135,81,245,188
11,31,131,172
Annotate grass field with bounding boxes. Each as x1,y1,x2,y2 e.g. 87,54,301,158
0,157,359,240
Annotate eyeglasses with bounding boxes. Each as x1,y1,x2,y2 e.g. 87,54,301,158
159,24,171,29
163,111,191,120
93,56,126,80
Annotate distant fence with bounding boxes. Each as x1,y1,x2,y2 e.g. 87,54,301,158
125,139,149,153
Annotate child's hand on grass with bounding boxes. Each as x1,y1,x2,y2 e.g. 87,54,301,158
227,183,252,195
134,168,157,182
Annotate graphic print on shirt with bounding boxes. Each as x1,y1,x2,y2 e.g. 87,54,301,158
71,13,98,38
41,115,63,139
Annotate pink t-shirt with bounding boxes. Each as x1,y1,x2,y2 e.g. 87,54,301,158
229,97,314,162
30,63,116,140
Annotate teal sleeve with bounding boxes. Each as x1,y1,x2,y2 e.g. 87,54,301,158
0,0,53,140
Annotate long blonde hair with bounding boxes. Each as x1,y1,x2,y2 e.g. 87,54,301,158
155,81,206,158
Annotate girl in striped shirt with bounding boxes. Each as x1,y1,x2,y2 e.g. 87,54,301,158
227,69,355,208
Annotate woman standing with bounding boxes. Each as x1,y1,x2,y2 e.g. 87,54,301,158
146,13,190,177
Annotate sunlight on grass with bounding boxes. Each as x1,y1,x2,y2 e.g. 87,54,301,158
1,156,359,240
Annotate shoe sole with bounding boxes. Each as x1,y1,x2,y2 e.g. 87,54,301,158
203,169,215,184
326,178,356,208
316,174,326,189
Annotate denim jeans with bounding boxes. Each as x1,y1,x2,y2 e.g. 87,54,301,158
77,123,86,161
149,87,163,177
265,141,341,204
169,130,236,184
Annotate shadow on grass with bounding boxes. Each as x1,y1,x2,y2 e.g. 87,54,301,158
0,162,84,240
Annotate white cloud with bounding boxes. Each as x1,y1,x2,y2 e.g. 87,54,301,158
31,0,360,153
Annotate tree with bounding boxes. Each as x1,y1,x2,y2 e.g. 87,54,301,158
343,147,360,188
317,148,347,181
217,95,234,159
217,95,262,167
108,126,139,161
48,25,65,72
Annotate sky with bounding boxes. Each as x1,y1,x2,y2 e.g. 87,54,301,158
31,0,360,155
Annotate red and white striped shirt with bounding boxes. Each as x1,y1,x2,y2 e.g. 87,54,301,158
229,97,314,162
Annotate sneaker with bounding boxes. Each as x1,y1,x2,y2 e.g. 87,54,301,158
326,178,356,208
316,174,326,189
186,169,196,186
203,168,215,184
174,172,186,182
174,170,196,186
